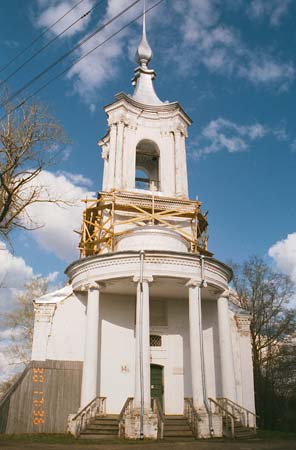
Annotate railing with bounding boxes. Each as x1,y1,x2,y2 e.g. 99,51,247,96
118,397,133,438
217,397,257,432
70,396,106,437
184,397,201,438
152,397,164,439
208,397,236,439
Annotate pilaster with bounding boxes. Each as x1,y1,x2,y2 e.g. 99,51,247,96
217,290,237,402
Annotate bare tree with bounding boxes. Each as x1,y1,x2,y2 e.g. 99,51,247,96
231,256,296,430
0,100,67,239
2,277,48,366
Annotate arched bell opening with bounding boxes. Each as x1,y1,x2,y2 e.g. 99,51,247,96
135,139,160,191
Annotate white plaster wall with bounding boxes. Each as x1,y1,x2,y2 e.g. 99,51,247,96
238,327,256,415
202,301,221,399
99,294,135,413
46,294,86,361
231,313,243,404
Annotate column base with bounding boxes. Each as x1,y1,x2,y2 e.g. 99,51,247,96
196,411,223,438
124,409,158,439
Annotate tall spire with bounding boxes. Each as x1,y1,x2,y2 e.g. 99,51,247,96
132,0,163,106
135,1,153,68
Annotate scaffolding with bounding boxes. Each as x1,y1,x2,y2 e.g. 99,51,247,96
78,191,211,258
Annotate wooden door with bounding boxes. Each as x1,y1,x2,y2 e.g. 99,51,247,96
150,364,163,408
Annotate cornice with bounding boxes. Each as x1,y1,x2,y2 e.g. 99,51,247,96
103,92,192,126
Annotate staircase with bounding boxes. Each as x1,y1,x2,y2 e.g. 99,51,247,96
79,414,119,440
209,397,257,439
223,417,256,439
163,415,195,440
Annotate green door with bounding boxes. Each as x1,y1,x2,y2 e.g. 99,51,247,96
150,364,163,407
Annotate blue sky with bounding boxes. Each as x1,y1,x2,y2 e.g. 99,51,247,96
1,0,296,317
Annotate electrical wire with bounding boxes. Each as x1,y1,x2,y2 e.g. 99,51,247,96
0,0,141,109
0,0,164,123
0,0,87,75
0,0,105,89
0,0,164,124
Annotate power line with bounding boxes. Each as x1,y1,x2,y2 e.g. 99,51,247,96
0,0,164,123
0,0,87,75
0,0,105,89
0,0,141,109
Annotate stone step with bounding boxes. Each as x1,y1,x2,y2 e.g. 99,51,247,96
82,428,118,434
95,414,118,420
164,424,192,431
86,425,118,431
164,415,186,419
92,419,118,427
164,430,195,437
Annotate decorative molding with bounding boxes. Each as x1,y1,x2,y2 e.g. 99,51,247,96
67,253,230,293
186,279,202,288
219,289,230,299
133,276,154,283
34,304,56,323
79,281,103,292
235,314,251,336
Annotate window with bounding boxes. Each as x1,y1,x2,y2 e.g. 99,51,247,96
135,139,159,191
150,335,162,347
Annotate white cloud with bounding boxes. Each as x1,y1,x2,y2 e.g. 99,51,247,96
169,0,295,90
239,56,295,86
269,233,296,283
66,0,142,102
248,0,292,26
196,118,268,156
24,170,95,261
36,0,95,38
0,242,34,290
290,139,296,152
0,241,34,314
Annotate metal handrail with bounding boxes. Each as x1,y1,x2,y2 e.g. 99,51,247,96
217,397,257,431
208,397,236,439
184,397,201,438
71,396,106,437
152,397,164,439
118,397,133,438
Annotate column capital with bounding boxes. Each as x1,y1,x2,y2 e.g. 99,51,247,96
80,281,103,292
186,279,202,288
218,289,230,299
133,276,154,284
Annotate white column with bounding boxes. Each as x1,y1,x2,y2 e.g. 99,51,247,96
101,148,109,191
114,122,125,189
175,130,183,197
107,124,117,190
187,280,204,409
217,291,237,402
181,133,189,198
134,277,152,411
80,282,101,409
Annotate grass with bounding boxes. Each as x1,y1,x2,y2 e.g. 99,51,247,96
1,430,296,445
0,434,163,445
257,429,296,440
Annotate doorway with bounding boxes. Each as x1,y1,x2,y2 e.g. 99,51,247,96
150,364,163,408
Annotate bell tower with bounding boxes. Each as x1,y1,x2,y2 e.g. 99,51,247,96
99,9,190,199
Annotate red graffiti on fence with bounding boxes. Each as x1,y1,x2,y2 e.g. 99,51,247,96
32,368,45,425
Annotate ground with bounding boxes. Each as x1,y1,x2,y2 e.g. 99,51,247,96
1,434,296,450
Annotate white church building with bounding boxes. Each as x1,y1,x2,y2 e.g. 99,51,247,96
0,10,256,440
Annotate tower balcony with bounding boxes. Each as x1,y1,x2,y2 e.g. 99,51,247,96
78,190,211,258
